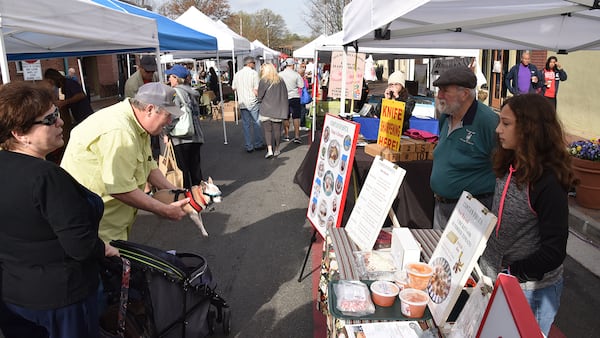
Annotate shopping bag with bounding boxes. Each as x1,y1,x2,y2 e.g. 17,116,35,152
169,88,195,137
158,140,183,187
300,86,312,104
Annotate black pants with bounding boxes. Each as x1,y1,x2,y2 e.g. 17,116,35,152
173,143,203,189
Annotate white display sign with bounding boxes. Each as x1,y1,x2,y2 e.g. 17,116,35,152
22,60,43,81
345,156,406,251
427,191,497,326
307,114,360,239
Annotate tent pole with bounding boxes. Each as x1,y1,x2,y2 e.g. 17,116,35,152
77,58,86,95
0,34,11,84
217,51,228,145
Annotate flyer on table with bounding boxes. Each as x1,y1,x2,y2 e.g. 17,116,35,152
307,114,359,238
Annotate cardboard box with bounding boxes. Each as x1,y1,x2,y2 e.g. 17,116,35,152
391,227,421,269
365,143,403,162
222,101,239,122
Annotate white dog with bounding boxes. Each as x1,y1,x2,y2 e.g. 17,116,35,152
152,177,222,236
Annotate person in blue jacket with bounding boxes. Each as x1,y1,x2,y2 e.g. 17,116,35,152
504,51,542,95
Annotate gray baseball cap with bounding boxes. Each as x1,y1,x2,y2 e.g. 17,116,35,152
134,83,184,118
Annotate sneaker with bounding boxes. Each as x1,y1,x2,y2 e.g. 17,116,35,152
246,148,254,153
293,138,302,144
265,151,273,159
273,150,281,157
299,126,310,131
282,136,291,142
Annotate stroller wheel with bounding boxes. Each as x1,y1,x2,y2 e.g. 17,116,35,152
207,309,216,335
222,308,231,335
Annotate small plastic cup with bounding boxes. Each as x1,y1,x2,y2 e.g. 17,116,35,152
399,288,429,318
406,262,433,291
370,281,400,307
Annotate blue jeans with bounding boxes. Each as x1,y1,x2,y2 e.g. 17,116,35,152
522,277,563,336
240,105,264,151
5,291,99,338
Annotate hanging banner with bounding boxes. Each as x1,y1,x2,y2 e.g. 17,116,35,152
377,98,406,151
307,114,360,239
328,51,366,100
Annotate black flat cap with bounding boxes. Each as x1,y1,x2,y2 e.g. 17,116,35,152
433,66,477,89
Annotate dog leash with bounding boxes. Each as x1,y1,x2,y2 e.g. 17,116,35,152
117,257,131,338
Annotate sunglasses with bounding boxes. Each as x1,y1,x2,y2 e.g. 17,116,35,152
32,107,60,126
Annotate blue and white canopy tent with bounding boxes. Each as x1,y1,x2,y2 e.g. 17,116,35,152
0,0,159,83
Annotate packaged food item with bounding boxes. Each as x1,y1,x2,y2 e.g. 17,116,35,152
354,250,396,280
334,280,376,317
399,288,429,318
370,280,399,307
406,262,433,290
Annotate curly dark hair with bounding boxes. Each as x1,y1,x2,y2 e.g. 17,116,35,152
493,94,576,190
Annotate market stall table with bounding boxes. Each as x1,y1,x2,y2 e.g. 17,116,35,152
294,134,435,228
319,226,442,337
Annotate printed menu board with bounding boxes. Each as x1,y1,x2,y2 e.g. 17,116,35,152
307,114,359,239
427,191,497,326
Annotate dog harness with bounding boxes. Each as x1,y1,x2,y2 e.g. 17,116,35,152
171,189,206,212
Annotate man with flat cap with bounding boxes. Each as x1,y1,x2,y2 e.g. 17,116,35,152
61,83,189,242
430,66,499,230
124,55,160,98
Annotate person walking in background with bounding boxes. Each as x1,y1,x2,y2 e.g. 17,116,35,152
297,66,310,131
44,68,93,125
479,94,575,336
0,82,119,338
232,56,265,153
505,51,541,96
384,70,414,133
539,56,567,109
61,83,189,242
66,67,79,83
430,66,499,230
258,63,289,159
124,55,159,98
164,64,205,187
207,67,221,104
279,58,304,144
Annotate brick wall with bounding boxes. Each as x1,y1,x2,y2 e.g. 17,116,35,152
531,50,548,70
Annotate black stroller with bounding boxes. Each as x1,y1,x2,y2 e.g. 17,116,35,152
100,240,230,337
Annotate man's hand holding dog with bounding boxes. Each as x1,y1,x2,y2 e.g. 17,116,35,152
162,199,189,220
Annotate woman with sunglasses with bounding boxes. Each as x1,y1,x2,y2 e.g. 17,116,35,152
0,82,119,338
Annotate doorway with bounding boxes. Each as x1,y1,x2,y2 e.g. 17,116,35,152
489,50,509,110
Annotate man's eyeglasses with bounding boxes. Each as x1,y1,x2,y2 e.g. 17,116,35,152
32,107,60,126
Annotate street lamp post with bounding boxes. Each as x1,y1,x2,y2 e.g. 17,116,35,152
266,16,270,47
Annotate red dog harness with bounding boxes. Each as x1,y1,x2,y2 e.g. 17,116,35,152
171,189,206,212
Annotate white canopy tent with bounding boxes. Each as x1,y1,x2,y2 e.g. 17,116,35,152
251,40,281,64
0,0,159,84
342,0,600,53
175,7,252,137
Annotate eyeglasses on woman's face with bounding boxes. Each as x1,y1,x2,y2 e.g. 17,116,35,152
32,107,60,126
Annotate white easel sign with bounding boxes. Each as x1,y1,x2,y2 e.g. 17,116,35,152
427,191,497,326
345,156,406,251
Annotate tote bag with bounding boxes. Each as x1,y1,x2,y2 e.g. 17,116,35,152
300,86,312,104
170,88,195,138
158,140,183,188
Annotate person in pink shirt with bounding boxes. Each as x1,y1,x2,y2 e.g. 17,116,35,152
539,56,567,110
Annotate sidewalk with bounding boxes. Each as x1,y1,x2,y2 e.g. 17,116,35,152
567,196,600,277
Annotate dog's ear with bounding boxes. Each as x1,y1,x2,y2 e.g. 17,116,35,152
207,177,213,185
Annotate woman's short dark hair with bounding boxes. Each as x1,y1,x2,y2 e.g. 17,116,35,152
0,82,54,150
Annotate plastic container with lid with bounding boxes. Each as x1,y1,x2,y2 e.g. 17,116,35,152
370,280,400,307
405,262,433,290
399,288,429,318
